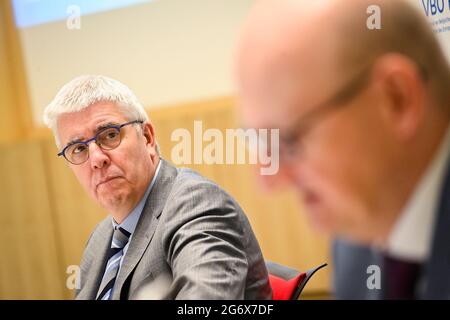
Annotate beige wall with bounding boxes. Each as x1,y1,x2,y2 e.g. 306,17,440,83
0,0,32,143
18,0,255,126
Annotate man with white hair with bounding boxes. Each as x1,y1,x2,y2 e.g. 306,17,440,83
236,0,450,299
44,75,271,300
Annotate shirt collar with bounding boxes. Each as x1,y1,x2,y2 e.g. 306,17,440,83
112,160,162,235
386,125,450,262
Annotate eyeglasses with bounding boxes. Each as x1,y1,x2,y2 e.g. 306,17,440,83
58,120,144,165
277,64,374,162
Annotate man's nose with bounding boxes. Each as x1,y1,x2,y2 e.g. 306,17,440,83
276,159,301,186
254,161,294,191
89,142,110,169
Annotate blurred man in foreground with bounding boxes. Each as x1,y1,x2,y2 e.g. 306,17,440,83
236,0,450,299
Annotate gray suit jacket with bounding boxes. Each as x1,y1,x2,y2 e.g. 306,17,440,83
76,159,272,300
333,156,450,299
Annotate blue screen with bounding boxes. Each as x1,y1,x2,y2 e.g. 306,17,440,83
12,0,152,28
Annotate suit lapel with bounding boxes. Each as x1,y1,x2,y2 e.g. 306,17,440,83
423,158,450,299
112,159,178,299
77,220,113,300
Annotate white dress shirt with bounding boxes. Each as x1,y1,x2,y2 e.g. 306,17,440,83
385,126,450,262
111,160,161,267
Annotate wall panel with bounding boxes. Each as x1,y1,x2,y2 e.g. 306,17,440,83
0,141,65,299
0,0,33,143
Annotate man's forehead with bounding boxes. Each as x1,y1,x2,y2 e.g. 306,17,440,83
57,104,126,143
238,29,341,108
238,43,347,134
237,0,345,104
238,96,298,132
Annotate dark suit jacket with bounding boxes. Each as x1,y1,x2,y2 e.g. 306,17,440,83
76,159,272,299
333,157,450,299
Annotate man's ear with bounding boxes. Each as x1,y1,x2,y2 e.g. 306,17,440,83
142,122,158,157
372,53,426,142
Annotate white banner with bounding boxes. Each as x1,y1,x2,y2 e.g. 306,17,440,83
410,0,450,62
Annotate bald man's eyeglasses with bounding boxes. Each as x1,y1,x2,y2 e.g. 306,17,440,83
58,120,144,165
279,65,374,162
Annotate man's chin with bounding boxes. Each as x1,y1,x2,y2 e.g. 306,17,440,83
97,192,127,210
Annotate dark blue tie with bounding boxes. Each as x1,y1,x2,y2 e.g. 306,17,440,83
96,227,131,300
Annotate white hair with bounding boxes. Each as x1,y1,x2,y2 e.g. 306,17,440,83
43,75,157,151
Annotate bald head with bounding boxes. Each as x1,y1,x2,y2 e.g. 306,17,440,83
236,0,345,127
236,0,450,112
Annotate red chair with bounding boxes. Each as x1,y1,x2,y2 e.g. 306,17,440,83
266,261,327,300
